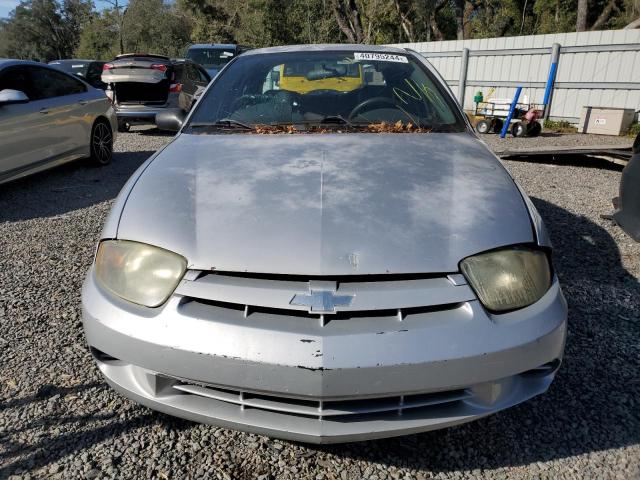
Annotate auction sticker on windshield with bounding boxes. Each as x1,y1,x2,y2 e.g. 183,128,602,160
353,52,408,63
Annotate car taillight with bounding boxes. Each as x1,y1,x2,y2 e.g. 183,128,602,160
103,63,114,71
151,64,167,72
169,83,182,93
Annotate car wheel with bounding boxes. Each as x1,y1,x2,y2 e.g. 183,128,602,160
511,122,526,137
117,119,130,133
528,121,542,137
492,119,504,134
90,120,113,166
475,119,491,134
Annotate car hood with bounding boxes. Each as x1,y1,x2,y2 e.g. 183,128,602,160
116,132,534,275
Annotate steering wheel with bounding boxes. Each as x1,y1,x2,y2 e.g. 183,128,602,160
348,97,403,121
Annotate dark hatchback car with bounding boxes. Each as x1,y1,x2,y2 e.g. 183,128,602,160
102,54,210,131
185,44,251,78
49,59,107,89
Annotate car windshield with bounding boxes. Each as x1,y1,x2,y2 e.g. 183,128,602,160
187,50,465,132
186,48,235,69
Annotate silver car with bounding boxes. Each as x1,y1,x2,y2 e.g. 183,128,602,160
102,54,210,132
0,60,117,184
83,45,567,443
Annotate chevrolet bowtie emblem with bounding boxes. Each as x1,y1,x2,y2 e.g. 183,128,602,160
290,290,354,313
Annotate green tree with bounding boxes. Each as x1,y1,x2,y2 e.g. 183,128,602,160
0,0,93,61
75,10,120,59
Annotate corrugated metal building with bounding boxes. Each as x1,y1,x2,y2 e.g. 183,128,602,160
391,29,640,123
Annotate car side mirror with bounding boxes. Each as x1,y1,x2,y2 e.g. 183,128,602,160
0,89,29,105
155,109,185,132
633,132,640,155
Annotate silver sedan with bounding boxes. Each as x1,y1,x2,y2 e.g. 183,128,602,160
82,45,567,443
0,60,117,184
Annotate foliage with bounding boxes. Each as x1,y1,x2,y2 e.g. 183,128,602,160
0,0,92,61
1,0,639,62
543,119,578,133
120,0,191,57
627,122,640,138
75,11,120,60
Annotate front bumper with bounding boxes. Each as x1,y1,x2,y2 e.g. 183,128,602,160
82,270,567,443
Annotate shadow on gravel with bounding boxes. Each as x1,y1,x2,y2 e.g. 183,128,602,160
0,380,190,476
0,382,104,411
0,411,159,477
136,128,176,137
0,151,155,223
321,198,639,471
503,154,626,172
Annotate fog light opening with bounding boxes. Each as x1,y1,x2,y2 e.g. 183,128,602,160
90,346,121,364
520,359,561,378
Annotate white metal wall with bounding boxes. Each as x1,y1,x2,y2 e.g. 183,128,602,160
391,29,640,122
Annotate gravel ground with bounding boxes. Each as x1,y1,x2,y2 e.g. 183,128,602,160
480,132,633,152
1,128,639,479
482,131,633,153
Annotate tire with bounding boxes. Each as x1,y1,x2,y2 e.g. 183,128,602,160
89,120,113,166
476,119,491,134
528,121,542,137
117,119,130,133
492,118,504,134
511,122,526,138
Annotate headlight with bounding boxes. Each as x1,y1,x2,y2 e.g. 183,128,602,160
95,240,187,307
460,247,551,312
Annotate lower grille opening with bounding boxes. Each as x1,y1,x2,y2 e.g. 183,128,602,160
171,378,471,420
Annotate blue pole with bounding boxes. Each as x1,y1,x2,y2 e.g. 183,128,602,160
544,43,561,120
543,62,557,106
500,86,522,139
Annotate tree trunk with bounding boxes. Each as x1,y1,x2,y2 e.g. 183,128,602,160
330,0,364,43
625,17,640,29
428,0,447,42
590,0,618,31
453,0,465,40
393,0,414,42
576,0,588,31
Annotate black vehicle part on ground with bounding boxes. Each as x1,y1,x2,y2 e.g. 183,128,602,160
114,81,170,105
613,133,640,241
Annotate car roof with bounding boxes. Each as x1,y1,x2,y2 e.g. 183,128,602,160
188,44,237,50
48,59,104,64
242,44,409,56
0,59,46,69
0,59,94,87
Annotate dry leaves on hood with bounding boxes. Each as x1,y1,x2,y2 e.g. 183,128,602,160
251,121,431,134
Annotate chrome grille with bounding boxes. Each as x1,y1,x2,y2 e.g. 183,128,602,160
173,271,476,326
171,379,472,419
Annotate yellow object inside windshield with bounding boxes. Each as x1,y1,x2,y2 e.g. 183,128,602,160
278,64,363,94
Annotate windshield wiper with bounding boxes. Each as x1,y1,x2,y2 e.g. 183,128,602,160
189,119,254,131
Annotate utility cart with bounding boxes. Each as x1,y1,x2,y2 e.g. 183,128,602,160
473,98,544,137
